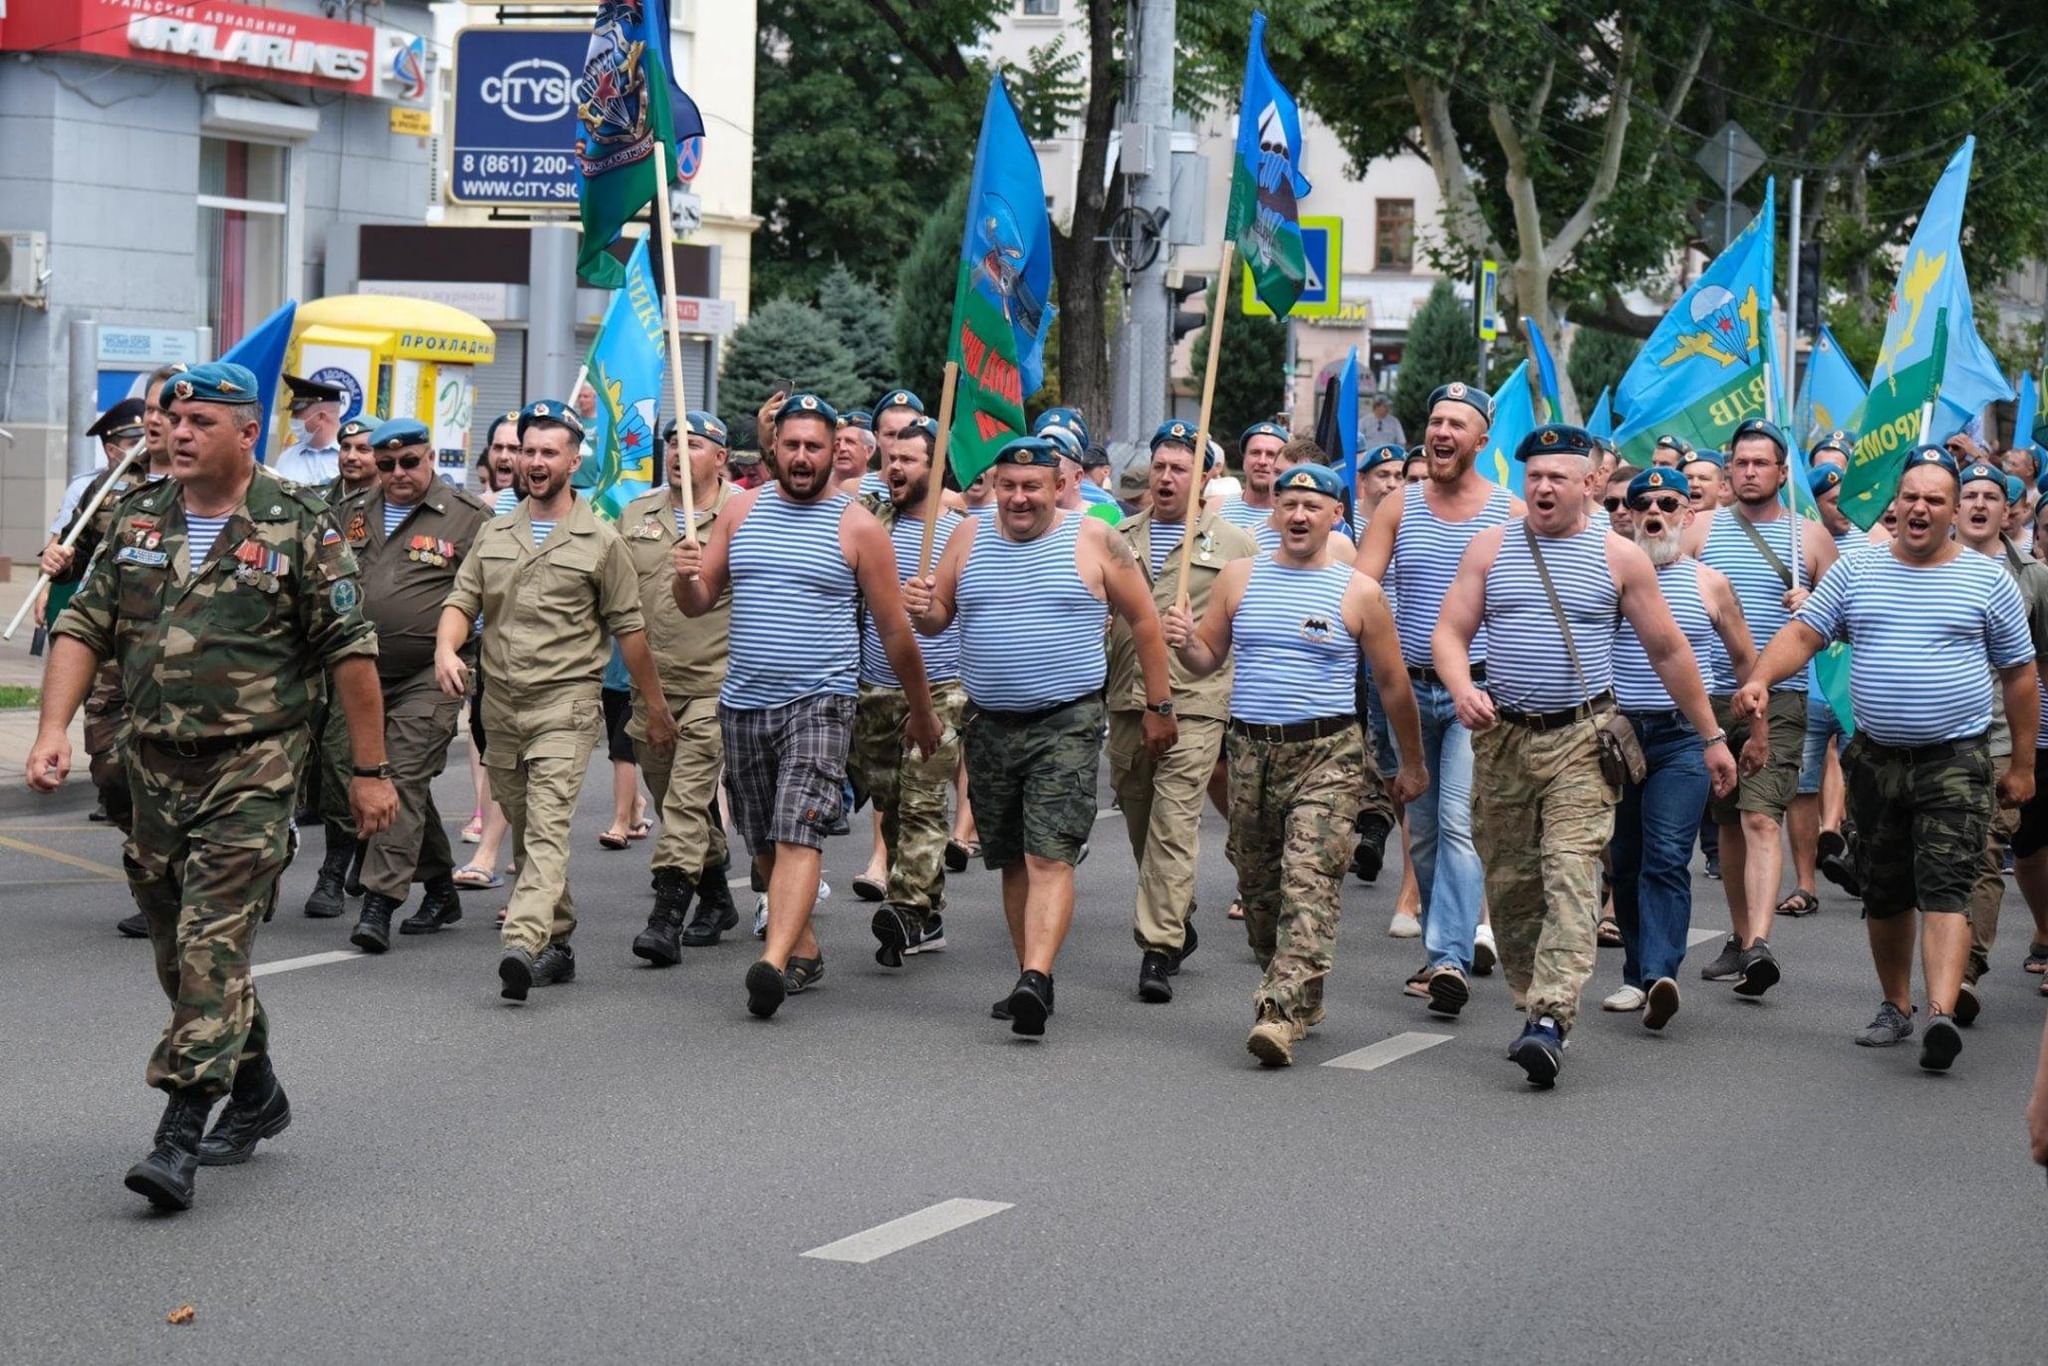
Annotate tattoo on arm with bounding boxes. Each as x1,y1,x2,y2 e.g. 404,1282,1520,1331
1101,530,1137,572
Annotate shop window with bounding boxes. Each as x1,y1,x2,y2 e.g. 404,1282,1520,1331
1021,0,1059,14
198,138,289,349
1375,198,1414,273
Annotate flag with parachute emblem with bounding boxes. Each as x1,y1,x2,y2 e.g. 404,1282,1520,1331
1613,181,1775,466
583,238,666,519
945,76,1055,488
574,0,705,289
1224,12,1311,317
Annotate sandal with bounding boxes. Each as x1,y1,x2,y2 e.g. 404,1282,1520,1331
2024,942,2048,974
852,874,886,902
1776,889,1820,918
1227,900,1244,921
1597,916,1623,947
1402,966,1432,999
451,864,503,890
944,839,979,873
598,830,629,851
627,819,652,841
461,811,483,843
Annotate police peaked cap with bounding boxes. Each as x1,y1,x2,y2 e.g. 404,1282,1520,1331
283,373,345,411
86,397,147,439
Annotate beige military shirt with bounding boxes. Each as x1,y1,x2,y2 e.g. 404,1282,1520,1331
442,495,645,715
617,479,737,699
1107,506,1256,720
336,481,492,681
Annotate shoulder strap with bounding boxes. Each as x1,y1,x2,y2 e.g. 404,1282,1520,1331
1733,513,1794,589
1522,522,1592,702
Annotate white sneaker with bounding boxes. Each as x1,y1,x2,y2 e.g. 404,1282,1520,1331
1602,984,1647,1012
751,895,768,940
816,877,831,902
1388,911,1422,939
1472,923,1498,975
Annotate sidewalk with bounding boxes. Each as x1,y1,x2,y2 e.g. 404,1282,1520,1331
0,574,105,810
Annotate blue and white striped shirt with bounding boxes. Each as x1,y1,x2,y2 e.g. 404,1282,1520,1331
956,512,1105,710
382,501,412,537
966,502,1000,526
863,509,961,687
1795,548,2032,745
1700,509,1803,694
1615,557,1710,713
858,472,890,502
1148,520,1187,579
493,487,519,517
1217,496,1273,533
527,519,556,550
1392,482,1513,668
1229,556,1357,725
186,514,232,573
722,489,859,708
1483,520,1619,711
1077,480,1118,510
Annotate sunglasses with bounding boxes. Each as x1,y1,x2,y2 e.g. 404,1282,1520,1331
1602,496,1626,511
1632,496,1685,515
375,453,428,472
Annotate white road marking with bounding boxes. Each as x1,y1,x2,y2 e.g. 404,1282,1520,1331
800,1198,1013,1263
252,950,368,978
1686,928,1724,947
1096,809,1121,822
1322,1032,1453,1071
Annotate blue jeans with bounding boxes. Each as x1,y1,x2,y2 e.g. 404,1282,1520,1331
1611,712,1710,986
1797,695,1843,796
1391,678,1484,971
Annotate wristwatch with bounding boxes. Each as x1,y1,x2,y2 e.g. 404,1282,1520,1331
1701,731,1729,749
1151,699,1176,717
352,763,395,779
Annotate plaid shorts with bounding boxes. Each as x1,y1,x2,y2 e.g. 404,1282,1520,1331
719,693,856,853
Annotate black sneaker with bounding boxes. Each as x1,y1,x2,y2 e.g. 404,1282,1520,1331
498,948,536,1002
871,905,909,968
1919,1011,1962,1071
1005,970,1053,1036
1704,853,1722,880
1854,1000,1914,1047
904,914,947,955
1732,940,1779,997
1953,980,1982,1027
530,940,575,988
745,959,787,1018
1700,935,1745,982
1168,915,1198,974
1137,950,1173,1004
1508,1016,1564,1088
990,976,1054,1020
116,911,149,939
783,955,825,994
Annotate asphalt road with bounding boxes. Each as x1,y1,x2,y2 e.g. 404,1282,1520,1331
2,753,2043,1365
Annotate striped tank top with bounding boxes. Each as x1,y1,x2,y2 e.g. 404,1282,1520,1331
1700,509,1803,694
1252,512,1355,556
956,512,1106,710
1614,557,1710,713
1229,556,1357,725
1392,481,1513,667
1217,496,1272,532
721,488,859,708
863,510,962,688
1484,520,1620,710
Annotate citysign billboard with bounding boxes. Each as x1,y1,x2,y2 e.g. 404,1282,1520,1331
449,26,587,205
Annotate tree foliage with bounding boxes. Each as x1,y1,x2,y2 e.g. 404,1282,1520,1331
1392,279,1478,438
817,263,897,398
1186,276,1288,448
1566,328,1638,413
892,177,969,401
720,298,869,436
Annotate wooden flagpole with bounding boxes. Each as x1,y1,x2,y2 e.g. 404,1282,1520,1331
917,360,961,577
1176,239,1235,610
3,438,146,641
650,139,697,540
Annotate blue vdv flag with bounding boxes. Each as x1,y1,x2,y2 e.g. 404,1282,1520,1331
232,300,296,466
2015,371,2038,454
1586,386,1614,441
1479,360,1537,498
1225,11,1312,317
1521,317,1562,421
584,237,667,520
1795,323,1868,447
1335,345,1360,503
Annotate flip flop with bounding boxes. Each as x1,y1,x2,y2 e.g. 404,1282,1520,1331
451,864,502,890
852,875,886,902
2024,942,2048,974
1597,916,1623,947
598,831,629,851
627,819,653,841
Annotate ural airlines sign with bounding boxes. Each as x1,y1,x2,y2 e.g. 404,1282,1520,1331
126,14,370,83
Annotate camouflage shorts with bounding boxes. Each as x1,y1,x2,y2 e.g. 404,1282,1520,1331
1843,734,1993,918
963,695,1103,868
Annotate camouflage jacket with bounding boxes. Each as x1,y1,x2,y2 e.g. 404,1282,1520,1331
52,466,378,742
52,462,167,585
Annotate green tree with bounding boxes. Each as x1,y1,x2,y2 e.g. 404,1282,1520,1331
817,262,897,398
891,177,969,401
1392,279,1478,438
720,299,868,440
1186,276,1288,450
1567,327,1638,415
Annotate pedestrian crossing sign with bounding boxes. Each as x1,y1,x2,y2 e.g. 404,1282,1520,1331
1243,216,1341,319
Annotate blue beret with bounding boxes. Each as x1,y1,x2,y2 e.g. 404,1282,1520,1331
992,436,1061,470
1681,447,1726,470
1810,429,1854,461
1627,466,1690,504
689,410,728,446
1239,420,1288,447
1427,382,1493,425
1358,443,1405,473
164,361,261,408
2006,474,2028,505
1959,460,2004,490
904,415,939,442
338,417,375,442
1807,465,1842,497
1904,446,1960,482
836,409,873,431
1039,425,1083,460
1033,407,1092,449
1654,433,1697,460
1150,419,1198,453
1731,417,1788,455
776,392,838,426
369,418,431,450
1275,463,1344,502
1514,424,1597,462
875,388,924,416
518,398,585,442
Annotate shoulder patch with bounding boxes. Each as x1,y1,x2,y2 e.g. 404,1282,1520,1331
329,578,361,614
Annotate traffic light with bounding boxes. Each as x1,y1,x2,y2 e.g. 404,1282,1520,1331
1796,242,1821,335
1171,273,1212,343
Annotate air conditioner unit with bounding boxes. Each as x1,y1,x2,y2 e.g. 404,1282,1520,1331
0,230,49,305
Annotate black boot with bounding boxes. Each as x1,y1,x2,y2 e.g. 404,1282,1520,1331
196,1057,290,1166
681,861,740,947
349,892,402,954
303,823,353,918
1138,950,1174,1003
116,911,149,939
632,868,694,967
343,838,367,898
1351,812,1393,882
124,1089,216,1210
401,876,462,934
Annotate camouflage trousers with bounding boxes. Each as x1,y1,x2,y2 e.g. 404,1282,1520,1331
358,667,461,900
1225,724,1367,1024
82,658,132,831
850,681,966,923
1471,719,1618,1034
1967,802,2024,984
123,729,304,1098
632,691,729,881
1110,710,1226,955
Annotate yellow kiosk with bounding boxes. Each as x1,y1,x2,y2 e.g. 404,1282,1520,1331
282,296,497,483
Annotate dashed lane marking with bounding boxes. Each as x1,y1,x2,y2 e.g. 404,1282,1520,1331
0,833,123,879
252,950,369,978
1686,928,1724,947
1322,1032,1454,1072
801,1198,1014,1263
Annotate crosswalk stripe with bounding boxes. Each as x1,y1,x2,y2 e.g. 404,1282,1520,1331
1322,1031,1453,1071
253,950,368,978
801,1198,1013,1263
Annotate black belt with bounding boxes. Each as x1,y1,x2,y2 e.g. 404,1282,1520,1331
1855,732,1987,764
137,732,263,758
1497,692,1616,732
1230,713,1357,743
1620,707,1685,725
969,693,1095,726
1408,662,1484,687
